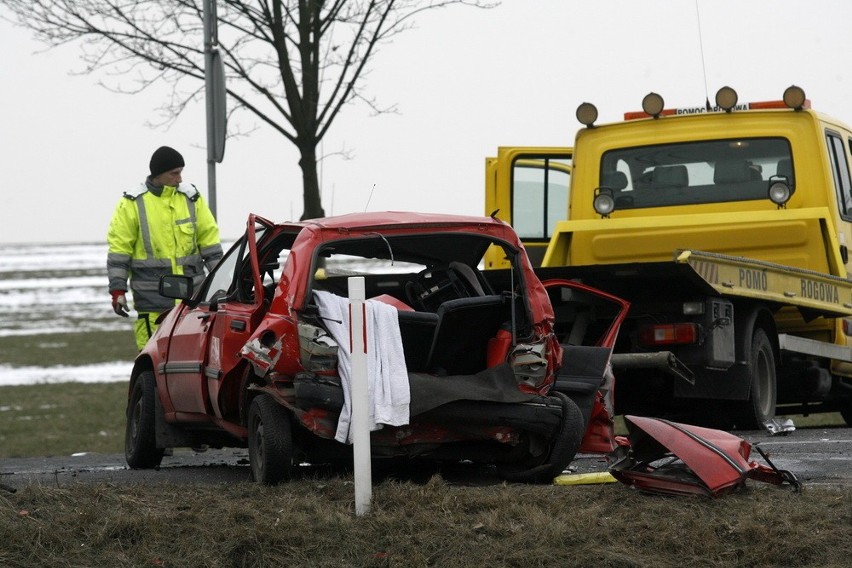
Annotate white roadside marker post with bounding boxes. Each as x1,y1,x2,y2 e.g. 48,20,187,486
349,276,372,516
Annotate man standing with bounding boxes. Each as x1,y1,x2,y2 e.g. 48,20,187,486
107,146,224,350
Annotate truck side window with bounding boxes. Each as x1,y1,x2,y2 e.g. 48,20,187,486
826,132,852,219
511,157,571,240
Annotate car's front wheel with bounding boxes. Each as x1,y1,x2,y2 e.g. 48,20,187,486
248,394,295,484
125,370,165,469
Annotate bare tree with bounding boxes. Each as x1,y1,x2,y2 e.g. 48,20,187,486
1,0,494,219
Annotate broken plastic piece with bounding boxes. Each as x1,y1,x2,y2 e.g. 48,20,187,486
553,471,618,486
762,417,796,436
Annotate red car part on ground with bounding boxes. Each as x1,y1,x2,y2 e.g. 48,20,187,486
609,415,801,497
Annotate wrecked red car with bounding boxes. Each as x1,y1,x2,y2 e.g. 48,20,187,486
124,212,629,484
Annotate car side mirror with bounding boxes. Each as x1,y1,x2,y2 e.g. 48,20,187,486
159,274,194,300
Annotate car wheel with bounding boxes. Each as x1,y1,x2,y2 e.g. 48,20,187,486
497,392,584,484
125,370,165,469
248,394,294,484
733,327,777,430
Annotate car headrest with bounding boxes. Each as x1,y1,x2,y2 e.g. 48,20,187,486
601,171,628,190
714,160,751,184
652,165,688,188
776,158,793,181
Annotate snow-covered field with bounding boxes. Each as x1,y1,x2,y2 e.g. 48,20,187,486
0,242,131,386
1,239,421,387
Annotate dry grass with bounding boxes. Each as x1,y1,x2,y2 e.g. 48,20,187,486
1,476,849,567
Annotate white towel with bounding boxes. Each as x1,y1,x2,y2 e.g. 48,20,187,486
369,300,410,427
312,290,410,444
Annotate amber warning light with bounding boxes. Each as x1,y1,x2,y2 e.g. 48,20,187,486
624,86,812,120
624,100,810,120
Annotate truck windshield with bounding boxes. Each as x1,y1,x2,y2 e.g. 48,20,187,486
599,138,793,210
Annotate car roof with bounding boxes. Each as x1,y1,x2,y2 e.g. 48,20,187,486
295,211,510,231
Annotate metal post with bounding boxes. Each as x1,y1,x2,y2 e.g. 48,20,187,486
203,0,218,218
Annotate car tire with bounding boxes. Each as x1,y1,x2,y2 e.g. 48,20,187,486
497,392,584,484
248,394,294,484
732,327,777,430
125,370,165,469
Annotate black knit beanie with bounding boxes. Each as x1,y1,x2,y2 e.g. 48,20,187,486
149,146,185,177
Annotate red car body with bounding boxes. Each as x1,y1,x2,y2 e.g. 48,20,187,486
125,212,629,483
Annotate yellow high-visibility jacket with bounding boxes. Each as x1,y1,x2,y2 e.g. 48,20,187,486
107,182,223,312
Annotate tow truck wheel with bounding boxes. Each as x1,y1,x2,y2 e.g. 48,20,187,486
125,371,165,469
733,327,777,429
248,394,294,485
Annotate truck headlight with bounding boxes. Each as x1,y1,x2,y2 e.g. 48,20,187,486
768,180,792,207
593,188,615,217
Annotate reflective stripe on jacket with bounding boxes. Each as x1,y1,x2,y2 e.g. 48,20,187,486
107,182,223,312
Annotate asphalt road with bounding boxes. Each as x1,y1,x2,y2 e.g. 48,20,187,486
2,425,850,492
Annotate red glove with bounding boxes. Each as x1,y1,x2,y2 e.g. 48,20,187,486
111,290,129,317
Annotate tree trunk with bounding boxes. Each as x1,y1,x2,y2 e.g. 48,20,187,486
298,144,325,220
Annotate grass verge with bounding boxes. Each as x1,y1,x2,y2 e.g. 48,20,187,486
1,477,849,567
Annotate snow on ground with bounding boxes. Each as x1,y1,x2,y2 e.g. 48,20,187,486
0,242,132,384
0,362,131,386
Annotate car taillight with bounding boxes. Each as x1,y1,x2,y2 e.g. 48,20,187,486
639,323,699,346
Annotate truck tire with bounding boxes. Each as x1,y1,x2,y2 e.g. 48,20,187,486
125,371,165,469
248,394,295,484
733,327,777,429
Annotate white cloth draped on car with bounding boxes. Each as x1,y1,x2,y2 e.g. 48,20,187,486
312,290,410,443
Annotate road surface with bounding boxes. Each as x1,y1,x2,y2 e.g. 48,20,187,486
2,426,850,491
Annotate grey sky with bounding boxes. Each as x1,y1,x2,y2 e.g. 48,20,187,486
1,0,850,244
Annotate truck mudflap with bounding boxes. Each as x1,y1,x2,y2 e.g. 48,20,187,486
609,415,801,497
675,249,852,319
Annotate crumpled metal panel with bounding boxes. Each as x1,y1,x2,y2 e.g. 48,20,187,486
297,322,338,371
609,415,801,497
510,340,548,388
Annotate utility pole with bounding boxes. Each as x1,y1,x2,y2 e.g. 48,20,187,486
203,0,226,218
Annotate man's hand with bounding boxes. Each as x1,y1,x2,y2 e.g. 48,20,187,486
111,290,129,317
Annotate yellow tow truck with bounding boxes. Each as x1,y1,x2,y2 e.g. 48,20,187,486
486,86,852,428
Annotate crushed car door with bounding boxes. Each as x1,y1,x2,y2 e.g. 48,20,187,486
162,231,251,416
203,215,278,419
541,278,629,454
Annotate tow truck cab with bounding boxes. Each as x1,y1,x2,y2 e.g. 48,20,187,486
488,86,852,427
